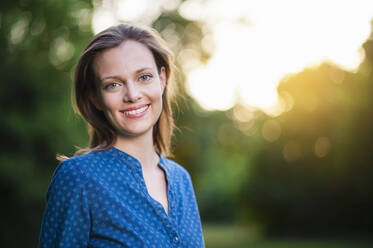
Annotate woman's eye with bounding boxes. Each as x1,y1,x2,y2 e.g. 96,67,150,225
139,74,152,82
104,82,120,90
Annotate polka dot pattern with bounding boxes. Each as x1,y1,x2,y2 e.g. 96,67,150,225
38,147,205,247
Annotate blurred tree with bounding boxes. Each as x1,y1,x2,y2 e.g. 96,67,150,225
238,23,373,236
0,0,93,245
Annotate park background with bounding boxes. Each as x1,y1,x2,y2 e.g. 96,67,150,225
1,0,373,247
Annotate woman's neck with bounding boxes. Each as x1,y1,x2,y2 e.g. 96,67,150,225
113,132,159,171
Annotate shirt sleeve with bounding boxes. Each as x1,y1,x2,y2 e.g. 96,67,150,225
38,160,91,248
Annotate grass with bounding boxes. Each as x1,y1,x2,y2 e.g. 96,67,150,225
203,224,373,248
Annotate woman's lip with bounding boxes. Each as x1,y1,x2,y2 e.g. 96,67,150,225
121,104,150,118
122,104,150,112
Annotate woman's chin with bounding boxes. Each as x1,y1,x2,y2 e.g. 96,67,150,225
116,126,153,139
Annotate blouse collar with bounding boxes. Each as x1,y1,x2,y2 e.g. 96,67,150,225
102,146,168,172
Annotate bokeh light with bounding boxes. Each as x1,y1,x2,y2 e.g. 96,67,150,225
92,0,373,116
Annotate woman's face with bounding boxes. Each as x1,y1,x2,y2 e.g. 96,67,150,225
93,40,166,139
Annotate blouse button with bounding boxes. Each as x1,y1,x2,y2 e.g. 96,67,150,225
174,236,179,242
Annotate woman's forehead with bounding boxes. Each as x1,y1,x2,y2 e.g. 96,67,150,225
94,40,157,77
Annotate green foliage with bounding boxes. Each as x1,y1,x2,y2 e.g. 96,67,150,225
173,22,373,238
203,224,373,248
238,38,373,235
0,0,94,245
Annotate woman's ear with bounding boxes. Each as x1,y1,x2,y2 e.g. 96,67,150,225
159,67,167,93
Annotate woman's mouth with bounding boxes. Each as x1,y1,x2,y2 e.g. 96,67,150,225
122,104,150,118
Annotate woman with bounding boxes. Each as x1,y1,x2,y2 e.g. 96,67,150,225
38,23,204,247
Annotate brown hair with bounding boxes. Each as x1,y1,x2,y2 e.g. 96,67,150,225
58,23,175,160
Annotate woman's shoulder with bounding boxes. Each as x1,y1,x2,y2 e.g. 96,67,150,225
52,150,106,180
47,150,111,195
57,151,93,168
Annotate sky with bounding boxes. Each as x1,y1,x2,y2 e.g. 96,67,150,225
92,0,373,115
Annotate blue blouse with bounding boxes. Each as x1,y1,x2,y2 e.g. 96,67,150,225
38,147,204,247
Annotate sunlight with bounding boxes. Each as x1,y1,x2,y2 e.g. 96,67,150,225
181,0,373,115
92,0,373,115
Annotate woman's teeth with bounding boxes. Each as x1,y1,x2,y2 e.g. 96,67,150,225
124,105,148,115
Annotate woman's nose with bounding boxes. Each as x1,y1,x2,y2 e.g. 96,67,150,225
123,82,142,102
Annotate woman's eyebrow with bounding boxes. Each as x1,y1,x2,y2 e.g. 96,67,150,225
100,75,121,81
135,67,154,73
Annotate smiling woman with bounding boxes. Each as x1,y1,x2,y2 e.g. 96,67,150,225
38,23,205,247
92,40,166,139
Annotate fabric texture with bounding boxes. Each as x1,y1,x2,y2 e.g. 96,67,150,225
38,147,204,247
